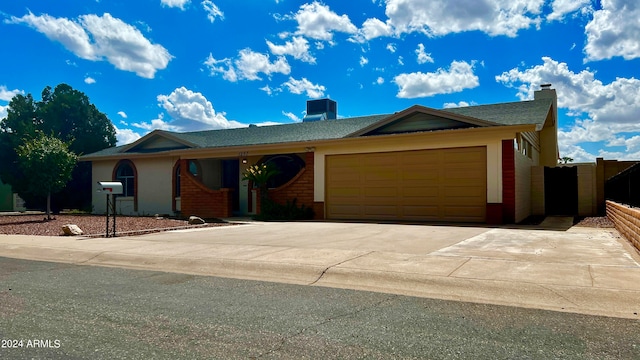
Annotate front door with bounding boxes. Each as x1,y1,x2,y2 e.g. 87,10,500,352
222,159,240,214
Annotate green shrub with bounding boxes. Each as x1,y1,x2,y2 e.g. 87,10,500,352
255,198,314,221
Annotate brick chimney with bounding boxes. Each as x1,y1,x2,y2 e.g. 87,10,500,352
534,84,559,167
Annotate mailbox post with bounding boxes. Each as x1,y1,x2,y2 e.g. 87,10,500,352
97,181,123,237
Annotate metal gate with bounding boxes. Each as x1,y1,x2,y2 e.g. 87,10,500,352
545,166,578,216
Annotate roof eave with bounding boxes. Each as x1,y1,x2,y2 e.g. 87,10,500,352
81,123,537,162
346,105,501,137
118,129,200,153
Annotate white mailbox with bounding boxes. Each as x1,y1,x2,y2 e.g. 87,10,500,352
97,181,123,195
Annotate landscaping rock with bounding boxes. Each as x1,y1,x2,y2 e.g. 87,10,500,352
188,216,205,225
62,224,84,236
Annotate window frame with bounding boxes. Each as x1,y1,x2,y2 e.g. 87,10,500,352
112,159,138,211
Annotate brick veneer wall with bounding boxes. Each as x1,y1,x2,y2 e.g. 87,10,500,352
179,159,233,219
606,200,640,252
268,152,315,214
502,139,516,224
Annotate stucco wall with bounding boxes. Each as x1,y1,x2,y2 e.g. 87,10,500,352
530,166,545,216
577,164,596,216
91,157,178,216
514,150,533,223
92,160,118,214
135,157,177,215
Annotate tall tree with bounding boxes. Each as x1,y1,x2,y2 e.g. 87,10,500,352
37,84,116,154
0,93,39,197
0,84,116,211
16,133,78,220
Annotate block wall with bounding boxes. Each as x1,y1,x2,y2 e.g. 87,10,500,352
268,152,316,216
180,159,233,219
606,200,640,253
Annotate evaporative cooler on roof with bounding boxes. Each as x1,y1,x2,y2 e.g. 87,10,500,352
303,99,337,122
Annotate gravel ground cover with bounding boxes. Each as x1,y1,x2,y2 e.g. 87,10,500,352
0,214,228,237
574,216,615,228
0,213,613,237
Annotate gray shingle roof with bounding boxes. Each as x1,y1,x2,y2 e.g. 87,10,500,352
445,98,552,126
82,99,551,159
172,114,389,148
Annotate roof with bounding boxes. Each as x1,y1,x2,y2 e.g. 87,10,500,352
445,98,553,127
82,98,552,160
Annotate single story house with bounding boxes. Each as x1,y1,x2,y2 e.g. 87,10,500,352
81,85,559,224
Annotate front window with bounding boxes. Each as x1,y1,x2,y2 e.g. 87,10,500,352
262,154,305,189
115,162,135,197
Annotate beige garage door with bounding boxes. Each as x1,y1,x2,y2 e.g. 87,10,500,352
326,147,487,222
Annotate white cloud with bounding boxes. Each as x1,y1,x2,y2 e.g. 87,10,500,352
282,111,302,122
443,101,472,108
9,12,96,60
132,113,181,132
203,54,237,81
584,0,640,61
84,76,96,84
386,43,397,53
496,56,640,124
0,86,24,101
160,0,190,10
496,56,640,162
354,17,394,42
415,43,434,64
205,49,290,82
0,105,8,120
10,12,172,78
393,60,479,98
260,85,273,96
547,0,591,21
292,1,357,41
375,77,385,85
0,86,20,120
114,126,142,146
359,56,369,67
281,77,326,98
267,36,316,64
154,87,245,131
382,0,544,38
202,1,224,23
235,48,290,81
117,111,127,118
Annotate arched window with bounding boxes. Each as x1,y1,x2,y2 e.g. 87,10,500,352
262,154,305,189
112,159,137,211
115,161,135,197
188,160,202,180
173,159,201,207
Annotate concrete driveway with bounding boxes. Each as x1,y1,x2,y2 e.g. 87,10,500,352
1,220,639,319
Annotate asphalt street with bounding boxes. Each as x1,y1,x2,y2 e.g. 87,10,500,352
1,257,639,359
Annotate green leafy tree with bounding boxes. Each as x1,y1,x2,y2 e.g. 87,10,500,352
17,133,78,220
560,156,574,164
0,93,38,197
0,84,116,211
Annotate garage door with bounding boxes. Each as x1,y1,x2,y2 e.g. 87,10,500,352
326,147,487,222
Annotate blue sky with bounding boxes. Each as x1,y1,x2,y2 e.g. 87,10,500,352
0,0,638,162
